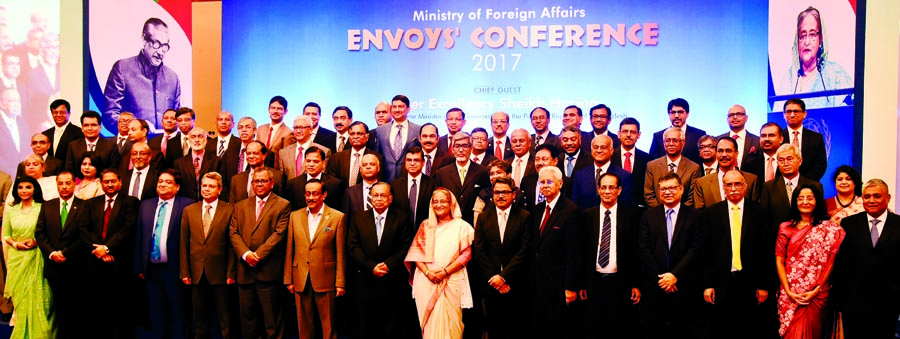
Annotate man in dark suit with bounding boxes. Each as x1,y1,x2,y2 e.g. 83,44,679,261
179,172,236,339
118,119,165,173
531,166,584,339
230,169,291,339
486,111,514,161
218,117,272,201
326,121,387,187
229,141,286,203
506,128,536,188
43,99,84,161
557,125,592,178
206,111,241,158
742,123,784,187
649,98,707,164
561,105,594,155
521,143,570,211
433,132,490,226
644,127,701,208
692,137,760,210
586,104,621,150
112,112,135,157
473,177,532,339
342,154,382,219
571,134,632,209
375,95,421,182
437,107,466,153
330,106,353,153
16,133,62,178
119,142,161,201
347,181,414,338
147,109,183,169
530,107,562,153
34,172,86,337
611,117,651,207
638,172,702,339
582,172,641,338
834,179,900,338
134,169,194,339
390,146,434,230
304,102,339,154
717,104,760,169
781,98,827,181
173,128,220,201
701,170,771,339
760,144,823,230
469,127,498,167
79,169,141,337
65,110,120,173
285,147,342,211
411,122,451,177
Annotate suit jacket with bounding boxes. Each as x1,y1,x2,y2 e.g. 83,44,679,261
277,142,331,181
432,161,490,225
325,148,387,187
228,167,286,203
179,200,237,285
469,153,497,168
473,206,533,290
700,199,771,300
347,208,413,299
834,212,900,315
740,153,781,188
341,182,374,224
644,156,701,208
390,174,435,230
375,122,422,181
65,137,121,174
118,167,161,201
43,124,83,161
780,128,827,181
505,154,537,185
437,134,451,153
134,196,193,276
205,134,242,158
487,136,514,160
532,196,584,293
582,131,622,153
519,173,573,211
35,198,87,280
570,164,632,210
284,173,343,211
638,204,702,285
557,150,592,178
16,156,62,178
80,194,140,274
583,205,640,290
612,147,652,179
230,193,291,284
691,170,760,210
717,131,760,168
284,206,346,292
532,132,562,153
759,175,823,231
312,126,338,154
0,115,35,173
173,151,221,201
101,54,180,132
649,125,707,164
257,123,292,155
148,132,184,169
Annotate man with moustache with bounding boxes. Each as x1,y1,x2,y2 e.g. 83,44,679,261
120,142,161,201
741,122,785,186
557,125,592,178
561,105,593,154
285,147,342,211
506,128,534,188
469,127,497,167
530,107,561,152
487,111,514,160
644,127,701,208
433,132,490,225
390,145,435,230
587,104,621,150
113,112,135,156
173,127,219,200
326,121,386,187
16,133,61,178
438,107,466,152
277,115,330,181
257,96,292,156
693,137,760,210
229,141,286,203
42,99,83,161
717,104,760,168
415,122,450,177
571,134,632,209
696,135,719,176
331,106,353,153
302,102,338,154
781,98,827,181
375,94,421,182
649,98,707,164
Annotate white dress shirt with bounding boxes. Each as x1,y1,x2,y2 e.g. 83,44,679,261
128,166,149,198
868,210,888,237
392,120,410,148
307,207,324,242
53,122,70,154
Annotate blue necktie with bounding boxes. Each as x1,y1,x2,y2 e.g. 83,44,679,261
598,210,611,268
666,208,675,249
151,201,168,261
409,179,418,224
871,219,881,247
566,156,574,176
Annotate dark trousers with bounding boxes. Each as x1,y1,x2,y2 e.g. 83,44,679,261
463,264,484,339
239,280,284,339
533,284,568,339
706,273,761,339
643,280,694,339
191,274,233,339
587,272,640,339
483,282,531,339
147,263,184,339
358,292,410,339
296,276,336,339
48,273,84,339
841,310,899,339
90,267,138,339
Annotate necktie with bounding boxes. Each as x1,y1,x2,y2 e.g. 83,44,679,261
786,181,794,203
498,211,507,244
539,205,552,236
131,171,142,197
409,179,418,224
296,147,305,177
595,167,603,185
731,205,742,270
338,136,346,152
193,155,201,180
203,205,213,237
732,134,740,141
376,216,384,245
514,159,523,187
161,135,168,156
668,163,677,173
473,156,480,164
182,136,189,155
495,141,503,158
706,168,714,175
534,135,543,148
237,148,246,172
60,200,68,228
598,210,611,268
566,156,574,176
102,199,113,240
666,208,675,249
349,153,361,186
792,131,800,147
424,155,432,176
766,157,775,181
89,143,95,152
871,219,881,247
459,167,467,183
218,139,225,157
393,124,403,157
151,201,168,261
256,199,265,220
623,152,633,173
117,137,125,153
365,185,373,211
266,126,274,148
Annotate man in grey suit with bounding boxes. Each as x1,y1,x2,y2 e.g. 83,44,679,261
278,116,330,181
644,127,701,208
692,136,759,210
375,94,421,181
716,104,760,169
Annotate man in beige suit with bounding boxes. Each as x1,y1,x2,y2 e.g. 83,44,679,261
257,96,292,157
230,169,291,339
285,178,346,339
180,172,236,339
644,127,701,208
278,116,331,181
692,137,759,210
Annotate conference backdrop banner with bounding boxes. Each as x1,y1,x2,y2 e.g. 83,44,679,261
0,0,60,175
223,0,768,151
86,0,192,136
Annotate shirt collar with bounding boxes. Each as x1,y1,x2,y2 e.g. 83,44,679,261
594,161,610,173
868,210,888,223
56,122,70,132
599,203,617,216
455,160,470,173
374,207,389,221
667,156,682,166
408,172,423,183
203,199,219,210
514,152,530,163
424,148,438,159
664,203,681,215
306,173,322,181
546,194,560,210
726,198,745,211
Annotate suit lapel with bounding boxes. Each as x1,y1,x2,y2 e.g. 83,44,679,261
205,203,226,241
364,210,380,250
296,208,312,247
62,200,82,233
310,208,333,244
448,165,464,192
876,213,899,248
670,205,687,247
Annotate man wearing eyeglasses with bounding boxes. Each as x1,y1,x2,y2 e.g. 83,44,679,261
716,104,760,169
780,98,827,181
16,133,61,178
693,137,760,210
102,17,181,133
649,98,707,164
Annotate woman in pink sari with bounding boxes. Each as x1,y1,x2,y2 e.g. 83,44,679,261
776,184,845,338
405,188,474,339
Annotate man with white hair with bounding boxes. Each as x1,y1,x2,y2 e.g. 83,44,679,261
174,127,220,200
759,144,822,230
278,115,330,181
643,127,701,208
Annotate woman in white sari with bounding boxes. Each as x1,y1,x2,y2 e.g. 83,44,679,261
405,188,474,339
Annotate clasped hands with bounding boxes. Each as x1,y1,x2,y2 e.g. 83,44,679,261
91,244,114,262
6,238,36,251
245,252,261,267
786,286,819,305
488,275,510,294
658,273,678,293
372,263,390,278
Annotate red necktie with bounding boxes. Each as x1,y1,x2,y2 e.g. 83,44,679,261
495,141,502,158
624,152,633,173
102,198,113,241
161,135,168,157
193,155,201,181
266,126,274,148
539,205,552,236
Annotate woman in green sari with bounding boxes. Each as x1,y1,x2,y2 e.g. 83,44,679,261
2,176,53,338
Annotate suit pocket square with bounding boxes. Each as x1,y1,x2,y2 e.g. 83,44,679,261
475,184,480,188
325,227,332,232
552,226,560,230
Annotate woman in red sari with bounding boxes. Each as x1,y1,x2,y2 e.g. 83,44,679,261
776,184,845,338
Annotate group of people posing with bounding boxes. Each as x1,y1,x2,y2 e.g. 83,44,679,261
0,94,895,339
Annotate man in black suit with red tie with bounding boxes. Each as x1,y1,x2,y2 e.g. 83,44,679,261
487,112,514,160
43,99,84,161
781,98,828,181
529,107,562,153
648,98,707,164
35,172,86,338
147,109,183,169
582,172,641,338
835,179,900,339
473,176,532,339
638,172,702,339
326,121,386,187
347,182,414,338
390,146,434,230
611,118,651,206
173,127,220,200
701,170,771,339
